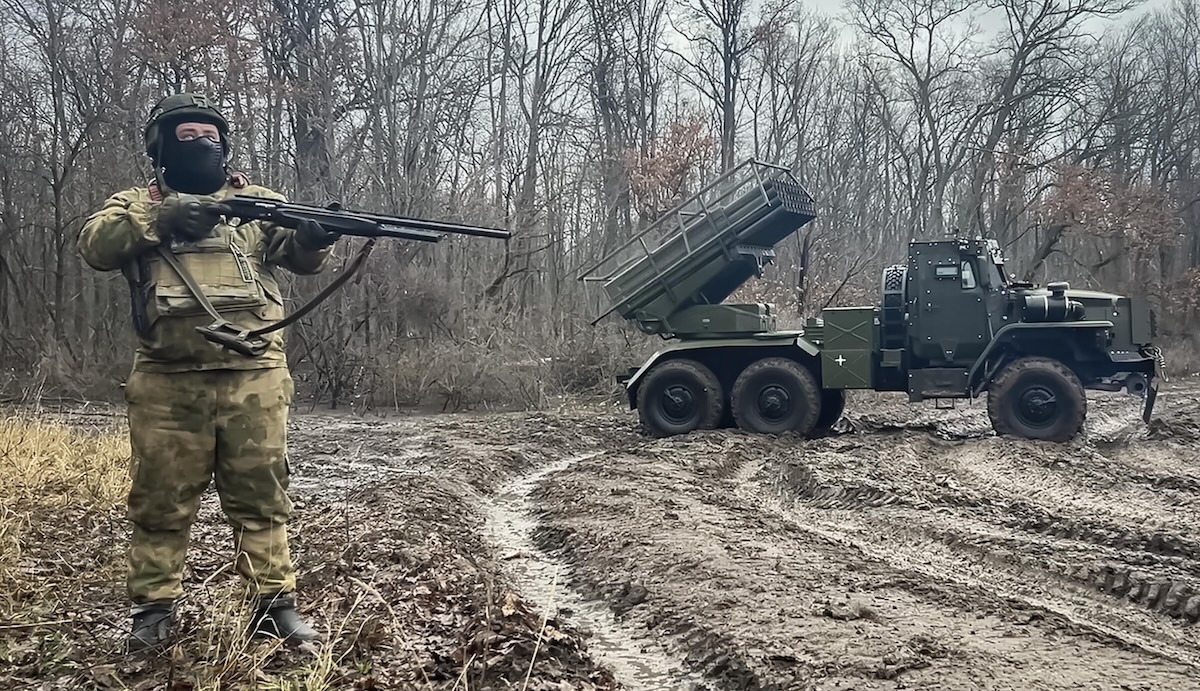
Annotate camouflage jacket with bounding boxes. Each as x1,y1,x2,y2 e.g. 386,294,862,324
78,180,332,373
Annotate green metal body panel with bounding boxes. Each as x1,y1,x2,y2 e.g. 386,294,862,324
823,350,874,389
906,240,993,366
907,368,970,400
818,307,877,389
1041,288,1155,352
661,303,777,337
1129,297,1154,346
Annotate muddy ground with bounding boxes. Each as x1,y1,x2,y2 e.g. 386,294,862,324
4,381,1200,689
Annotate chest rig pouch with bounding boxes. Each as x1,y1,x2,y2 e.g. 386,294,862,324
142,232,268,324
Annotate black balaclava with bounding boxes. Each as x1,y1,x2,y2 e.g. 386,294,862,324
159,123,228,194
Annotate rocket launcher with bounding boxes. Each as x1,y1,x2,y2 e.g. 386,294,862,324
577,160,817,337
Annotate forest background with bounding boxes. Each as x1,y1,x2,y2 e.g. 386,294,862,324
2,0,1198,411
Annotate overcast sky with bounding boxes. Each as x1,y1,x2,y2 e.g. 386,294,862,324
805,0,1170,18
768,0,1175,49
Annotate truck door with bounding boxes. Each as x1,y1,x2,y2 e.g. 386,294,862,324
910,251,991,367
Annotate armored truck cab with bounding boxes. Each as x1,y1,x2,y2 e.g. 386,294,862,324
578,160,1161,442
807,237,1159,440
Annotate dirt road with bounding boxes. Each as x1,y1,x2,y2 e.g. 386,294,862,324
277,382,1200,689
5,383,1199,689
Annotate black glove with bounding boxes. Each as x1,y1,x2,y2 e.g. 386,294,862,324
158,194,232,242
295,218,341,249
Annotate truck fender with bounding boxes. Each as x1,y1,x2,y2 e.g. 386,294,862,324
967,320,1114,395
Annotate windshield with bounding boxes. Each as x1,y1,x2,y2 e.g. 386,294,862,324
983,256,1006,289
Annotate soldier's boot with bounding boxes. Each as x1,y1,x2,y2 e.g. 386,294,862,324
247,593,322,644
127,599,176,653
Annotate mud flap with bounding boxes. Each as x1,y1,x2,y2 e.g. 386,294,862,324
1142,382,1158,423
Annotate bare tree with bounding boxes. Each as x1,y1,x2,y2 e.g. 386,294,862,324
667,0,787,172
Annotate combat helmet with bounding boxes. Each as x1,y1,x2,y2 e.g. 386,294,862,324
143,92,230,161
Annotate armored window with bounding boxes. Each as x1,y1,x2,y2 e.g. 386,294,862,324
935,265,959,278
960,260,977,289
982,258,1005,288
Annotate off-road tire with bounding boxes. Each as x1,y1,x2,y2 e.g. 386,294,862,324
987,356,1086,442
814,389,847,431
731,357,822,436
636,359,724,437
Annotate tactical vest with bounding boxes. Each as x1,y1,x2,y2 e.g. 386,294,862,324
128,220,284,337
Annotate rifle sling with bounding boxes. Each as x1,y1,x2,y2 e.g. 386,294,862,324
256,238,378,337
155,238,377,356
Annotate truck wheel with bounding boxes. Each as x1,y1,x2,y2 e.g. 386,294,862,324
636,359,724,437
987,357,1086,442
731,357,821,436
814,389,846,431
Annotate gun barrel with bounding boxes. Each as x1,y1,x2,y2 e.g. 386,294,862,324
369,225,443,242
225,196,511,240
347,210,511,239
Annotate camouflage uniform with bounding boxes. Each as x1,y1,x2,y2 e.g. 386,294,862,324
79,179,331,634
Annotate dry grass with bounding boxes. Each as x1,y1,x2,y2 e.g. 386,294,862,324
0,413,130,623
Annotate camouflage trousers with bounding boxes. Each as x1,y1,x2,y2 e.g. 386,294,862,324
123,366,297,604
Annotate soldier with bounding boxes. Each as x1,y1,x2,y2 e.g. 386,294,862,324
77,93,340,652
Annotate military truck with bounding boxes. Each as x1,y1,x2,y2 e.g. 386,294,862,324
577,159,1162,442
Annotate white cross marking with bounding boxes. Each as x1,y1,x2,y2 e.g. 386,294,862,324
835,355,846,366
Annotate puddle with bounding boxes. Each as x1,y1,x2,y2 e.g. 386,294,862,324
482,452,709,691
289,448,433,493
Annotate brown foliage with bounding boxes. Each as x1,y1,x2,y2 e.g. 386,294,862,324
623,114,717,219
1036,164,1180,250
1159,267,1200,336
132,0,257,86
1170,268,1200,312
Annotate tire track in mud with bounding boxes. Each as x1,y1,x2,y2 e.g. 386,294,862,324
524,452,828,690
737,444,1200,672
524,442,1200,689
1004,503,1200,570
806,435,1200,583
847,503,1200,626
773,461,908,510
528,524,786,691
284,391,1200,688
480,452,713,691
511,391,1200,687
